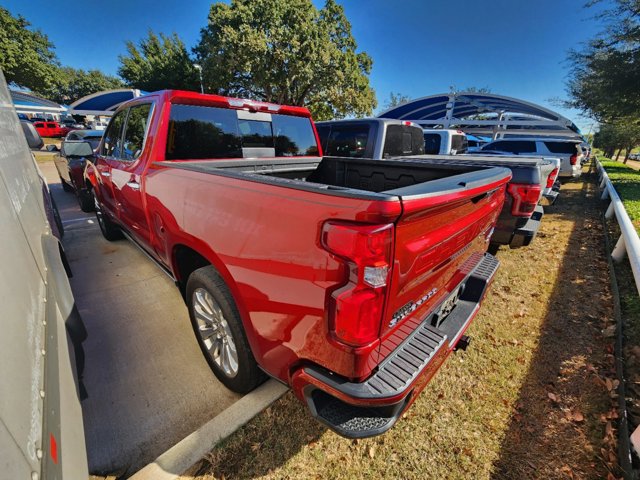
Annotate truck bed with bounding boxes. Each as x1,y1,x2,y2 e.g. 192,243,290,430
161,156,510,201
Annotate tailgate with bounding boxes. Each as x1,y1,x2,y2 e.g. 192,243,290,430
380,167,510,343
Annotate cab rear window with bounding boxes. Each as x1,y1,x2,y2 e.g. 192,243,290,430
424,133,442,154
165,104,318,160
383,125,425,157
323,125,370,158
544,141,580,154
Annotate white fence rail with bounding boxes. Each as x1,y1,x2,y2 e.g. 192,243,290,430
596,158,640,295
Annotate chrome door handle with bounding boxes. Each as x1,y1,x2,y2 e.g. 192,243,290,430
126,181,140,190
100,171,111,177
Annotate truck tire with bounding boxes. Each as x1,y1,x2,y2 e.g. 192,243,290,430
186,266,266,393
78,188,94,213
94,196,123,241
60,177,73,192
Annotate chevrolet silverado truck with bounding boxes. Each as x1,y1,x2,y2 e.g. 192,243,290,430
316,119,551,251
85,90,511,438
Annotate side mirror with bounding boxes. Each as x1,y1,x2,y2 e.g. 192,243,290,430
62,140,94,158
46,144,59,152
20,121,44,150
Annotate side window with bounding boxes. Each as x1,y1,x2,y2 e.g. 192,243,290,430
423,133,442,155
324,125,369,158
166,104,241,160
121,103,153,161
101,110,126,157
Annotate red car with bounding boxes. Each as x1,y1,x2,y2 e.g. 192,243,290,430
86,90,510,438
33,121,71,138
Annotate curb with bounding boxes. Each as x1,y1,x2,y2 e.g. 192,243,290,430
129,380,289,480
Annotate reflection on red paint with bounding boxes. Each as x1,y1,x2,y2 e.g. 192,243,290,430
50,433,58,464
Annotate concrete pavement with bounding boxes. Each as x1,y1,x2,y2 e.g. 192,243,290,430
37,160,283,477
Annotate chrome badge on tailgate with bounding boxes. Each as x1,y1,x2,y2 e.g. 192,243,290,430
389,287,438,328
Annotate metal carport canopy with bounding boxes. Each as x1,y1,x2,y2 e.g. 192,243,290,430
377,92,582,139
68,89,146,116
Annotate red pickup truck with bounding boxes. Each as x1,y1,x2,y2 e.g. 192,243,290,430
86,90,510,438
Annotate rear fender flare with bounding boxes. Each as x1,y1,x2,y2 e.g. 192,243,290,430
170,240,263,364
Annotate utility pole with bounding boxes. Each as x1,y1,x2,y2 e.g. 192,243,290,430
194,64,204,94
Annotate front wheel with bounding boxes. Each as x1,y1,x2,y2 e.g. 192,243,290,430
60,177,73,192
94,196,122,241
78,189,95,213
186,266,266,393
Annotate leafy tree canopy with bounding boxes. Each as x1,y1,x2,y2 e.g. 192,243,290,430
195,0,376,120
0,7,58,92
382,92,411,111
39,67,124,104
118,31,200,92
566,0,640,121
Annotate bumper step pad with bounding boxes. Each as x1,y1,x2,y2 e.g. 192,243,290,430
303,253,500,438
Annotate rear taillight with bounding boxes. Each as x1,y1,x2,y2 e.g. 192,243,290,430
570,154,578,165
507,183,541,217
321,222,393,347
546,168,559,188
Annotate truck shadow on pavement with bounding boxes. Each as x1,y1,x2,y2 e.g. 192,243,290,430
491,173,617,479
49,178,243,478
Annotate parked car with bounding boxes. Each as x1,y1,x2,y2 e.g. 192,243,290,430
315,118,425,159
422,128,469,155
50,129,103,212
60,116,85,129
475,150,561,207
33,120,70,138
0,71,89,480
466,133,490,153
480,137,583,178
86,90,512,438
89,119,109,131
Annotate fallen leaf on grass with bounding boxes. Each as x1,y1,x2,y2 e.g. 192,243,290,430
602,325,616,337
548,392,559,403
605,378,613,391
560,464,575,479
368,445,376,458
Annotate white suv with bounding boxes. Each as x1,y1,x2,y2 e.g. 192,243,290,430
480,138,583,178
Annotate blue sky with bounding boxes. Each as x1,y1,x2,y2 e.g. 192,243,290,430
4,0,608,132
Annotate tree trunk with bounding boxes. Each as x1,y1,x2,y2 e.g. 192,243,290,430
624,147,631,164
615,148,623,160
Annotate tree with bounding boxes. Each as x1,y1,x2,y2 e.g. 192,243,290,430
382,92,410,111
119,31,200,92
39,67,124,104
566,0,640,121
449,85,492,94
0,7,59,92
593,120,640,160
195,0,376,120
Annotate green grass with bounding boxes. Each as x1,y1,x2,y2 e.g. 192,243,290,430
601,159,640,233
180,178,617,480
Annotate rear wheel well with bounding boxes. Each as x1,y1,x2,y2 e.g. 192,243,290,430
174,245,210,297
